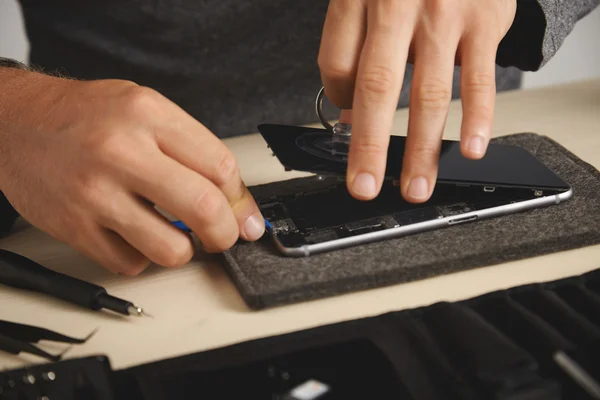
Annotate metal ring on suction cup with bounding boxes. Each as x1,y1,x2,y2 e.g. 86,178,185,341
315,86,335,132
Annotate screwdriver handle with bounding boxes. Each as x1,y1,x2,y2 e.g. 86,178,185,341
0,249,106,310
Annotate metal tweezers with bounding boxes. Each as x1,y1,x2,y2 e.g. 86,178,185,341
0,319,96,362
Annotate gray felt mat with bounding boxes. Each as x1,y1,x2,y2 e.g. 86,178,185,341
222,133,600,309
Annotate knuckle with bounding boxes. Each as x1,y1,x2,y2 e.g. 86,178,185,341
193,189,226,223
318,57,355,83
76,185,123,230
204,231,238,254
357,65,395,97
332,0,356,11
59,218,93,251
118,257,151,276
157,237,192,268
464,103,494,120
98,196,127,226
353,136,388,156
369,0,401,31
96,245,150,276
425,0,452,15
378,0,404,16
83,128,131,166
413,81,451,112
121,85,163,117
328,0,366,22
408,141,439,163
462,72,495,95
98,134,125,159
76,174,108,211
215,150,239,186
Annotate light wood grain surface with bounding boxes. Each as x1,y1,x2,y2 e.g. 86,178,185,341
1,78,599,371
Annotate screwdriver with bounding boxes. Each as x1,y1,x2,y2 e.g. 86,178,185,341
171,218,273,232
0,249,150,317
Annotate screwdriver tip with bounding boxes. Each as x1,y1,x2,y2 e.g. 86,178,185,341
127,305,153,318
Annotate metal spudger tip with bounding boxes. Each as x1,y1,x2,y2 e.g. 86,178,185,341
127,305,153,318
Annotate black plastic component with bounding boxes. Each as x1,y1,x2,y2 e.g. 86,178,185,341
258,123,571,193
259,180,542,248
0,356,115,400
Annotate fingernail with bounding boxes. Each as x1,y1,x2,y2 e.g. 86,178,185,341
243,214,265,241
352,173,377,198
468,136,486,156
407,176,429,200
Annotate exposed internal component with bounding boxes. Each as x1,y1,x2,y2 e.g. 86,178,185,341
259,182,540,249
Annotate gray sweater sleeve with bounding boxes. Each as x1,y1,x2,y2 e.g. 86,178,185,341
497,0,599,71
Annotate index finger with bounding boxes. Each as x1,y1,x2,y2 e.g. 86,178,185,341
347,2,417,200
153,106,265,242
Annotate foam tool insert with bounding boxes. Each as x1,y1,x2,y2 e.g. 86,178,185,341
222,132,600,309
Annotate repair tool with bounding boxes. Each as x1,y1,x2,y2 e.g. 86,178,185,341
0,249,150,317
172,218,273,232
0,319,96,362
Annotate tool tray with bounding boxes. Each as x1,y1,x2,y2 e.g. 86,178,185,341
5,266,600,399
111,267,600,400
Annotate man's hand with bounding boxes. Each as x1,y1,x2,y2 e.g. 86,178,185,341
318,0,517,202
0,71,264,275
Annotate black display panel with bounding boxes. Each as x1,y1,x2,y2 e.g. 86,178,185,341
258,124,571,193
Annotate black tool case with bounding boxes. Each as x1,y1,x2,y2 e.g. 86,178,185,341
114,267,600,400
6,267,600,399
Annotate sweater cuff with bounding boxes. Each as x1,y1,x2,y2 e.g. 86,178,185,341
497,0,599,71
496,0,547,71
0,192,19,237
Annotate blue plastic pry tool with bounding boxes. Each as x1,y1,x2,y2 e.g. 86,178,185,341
171,220,192,232
172,219,272,233
264,218,273,230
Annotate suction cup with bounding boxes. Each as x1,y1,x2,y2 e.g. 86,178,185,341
295,132,348,162
295,122,352,163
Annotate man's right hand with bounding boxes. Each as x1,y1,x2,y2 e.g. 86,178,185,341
0,70,265,275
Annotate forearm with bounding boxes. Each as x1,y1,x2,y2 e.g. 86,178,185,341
0,61,55,187
497,0,600,71
0,59,42,235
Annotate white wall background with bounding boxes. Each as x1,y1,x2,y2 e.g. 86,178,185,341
1,0,599,88
0,0,28,62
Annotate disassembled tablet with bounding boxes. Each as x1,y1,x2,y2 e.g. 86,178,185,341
256,87,573,256
257,180,570,256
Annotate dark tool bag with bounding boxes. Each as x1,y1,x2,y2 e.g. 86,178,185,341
114,267,600,400
5,267,600,399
